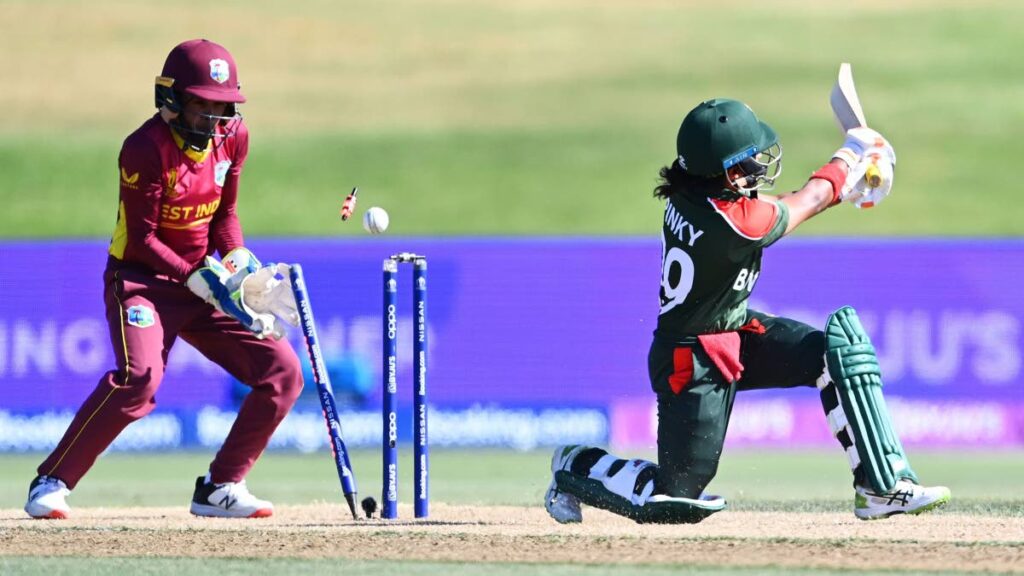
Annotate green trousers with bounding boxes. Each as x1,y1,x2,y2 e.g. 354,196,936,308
648,310,825,498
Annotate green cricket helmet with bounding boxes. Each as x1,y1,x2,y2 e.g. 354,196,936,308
676,98,782,194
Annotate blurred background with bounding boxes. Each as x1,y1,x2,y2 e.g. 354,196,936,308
0,0,1021,507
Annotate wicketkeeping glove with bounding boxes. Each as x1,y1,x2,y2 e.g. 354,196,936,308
221,247,262,291
186,256,282,339
239,263,300,329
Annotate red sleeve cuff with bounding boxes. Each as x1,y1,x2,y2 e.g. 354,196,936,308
811,163,846,206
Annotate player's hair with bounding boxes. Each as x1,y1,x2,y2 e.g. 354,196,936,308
652,160,725,200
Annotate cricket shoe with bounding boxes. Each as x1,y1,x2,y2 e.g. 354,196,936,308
545,445,585,523
25,475,71,519
854,479,951,520
190,476,274,518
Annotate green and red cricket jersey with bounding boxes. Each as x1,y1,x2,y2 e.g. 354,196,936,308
655,190,789,339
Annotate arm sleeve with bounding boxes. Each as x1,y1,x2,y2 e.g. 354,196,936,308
755,199,789,249
707,195,789,250
211,124,248,256
119,139,196,280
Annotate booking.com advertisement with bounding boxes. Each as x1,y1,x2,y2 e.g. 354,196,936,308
0,239,1021,452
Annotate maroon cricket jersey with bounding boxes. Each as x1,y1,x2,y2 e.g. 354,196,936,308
108,114,247,280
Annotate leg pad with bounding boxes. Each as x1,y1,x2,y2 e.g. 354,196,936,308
555,447,726,524
823,306,917,493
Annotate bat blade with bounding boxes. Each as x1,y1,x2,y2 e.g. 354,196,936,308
830,62,868,131
829,63,883,191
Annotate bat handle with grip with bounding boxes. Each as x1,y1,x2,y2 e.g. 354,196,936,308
865,159,883,188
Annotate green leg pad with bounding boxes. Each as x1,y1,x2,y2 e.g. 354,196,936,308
555,471,725,524
825,306,918,493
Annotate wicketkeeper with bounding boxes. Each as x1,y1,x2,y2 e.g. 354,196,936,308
545,98,950,524
25,39,303,519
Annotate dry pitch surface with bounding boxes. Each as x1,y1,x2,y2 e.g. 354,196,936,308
1,504,1022,573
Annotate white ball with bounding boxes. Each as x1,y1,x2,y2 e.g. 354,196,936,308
363,206,389,234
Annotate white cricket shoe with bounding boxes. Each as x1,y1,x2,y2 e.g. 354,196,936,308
189,476,274,518
545,445,585,524
25,475,71,519
854,479,951,520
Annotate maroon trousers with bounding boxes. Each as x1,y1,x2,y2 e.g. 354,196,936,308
38,267,303,489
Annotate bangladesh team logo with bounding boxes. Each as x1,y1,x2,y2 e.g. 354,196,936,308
209,59,230,84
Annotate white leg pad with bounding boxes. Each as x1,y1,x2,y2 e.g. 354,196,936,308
588,455,657,506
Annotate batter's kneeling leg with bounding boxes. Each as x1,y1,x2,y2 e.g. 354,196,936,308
554,446,725,524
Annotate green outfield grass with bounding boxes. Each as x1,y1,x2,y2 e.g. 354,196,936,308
2,449,1021,513
1,0,1022,237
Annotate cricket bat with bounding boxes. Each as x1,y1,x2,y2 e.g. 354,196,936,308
830,63,883,189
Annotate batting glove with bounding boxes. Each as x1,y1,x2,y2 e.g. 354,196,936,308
833,127,894,170
840,146,895,208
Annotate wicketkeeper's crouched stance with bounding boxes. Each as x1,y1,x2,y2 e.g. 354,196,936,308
545,99,950,524
25,40,306,520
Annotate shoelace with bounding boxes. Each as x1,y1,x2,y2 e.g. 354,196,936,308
865,487,913,506
32,476,68,497
218,480,260,503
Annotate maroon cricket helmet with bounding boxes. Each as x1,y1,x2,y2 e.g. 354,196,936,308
157,39,245,107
